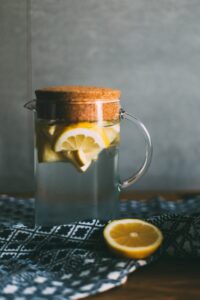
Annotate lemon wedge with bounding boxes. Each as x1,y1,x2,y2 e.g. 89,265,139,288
47,125,57,136
104,123,120,145
65,150,91,172
36,123,64,163
53,122,109,171
37,123,58,140
103,219,163,259
37,142,65,163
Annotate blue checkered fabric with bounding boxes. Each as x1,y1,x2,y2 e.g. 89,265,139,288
0,195,199,299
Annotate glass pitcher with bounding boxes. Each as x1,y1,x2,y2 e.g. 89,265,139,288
25,86,152,226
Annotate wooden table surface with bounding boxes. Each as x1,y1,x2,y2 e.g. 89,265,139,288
89,191,200,300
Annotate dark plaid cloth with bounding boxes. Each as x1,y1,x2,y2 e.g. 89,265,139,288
0,194,199,299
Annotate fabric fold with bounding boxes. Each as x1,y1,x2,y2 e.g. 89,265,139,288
0,195,199,299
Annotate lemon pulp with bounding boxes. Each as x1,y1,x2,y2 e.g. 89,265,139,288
103,219,163,259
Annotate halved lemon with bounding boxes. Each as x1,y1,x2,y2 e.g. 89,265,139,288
103,219,163,259
53,122,109,171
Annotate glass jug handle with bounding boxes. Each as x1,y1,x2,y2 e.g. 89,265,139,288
119,108,153,189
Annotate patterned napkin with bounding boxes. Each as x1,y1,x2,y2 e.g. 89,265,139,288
0,194,199,300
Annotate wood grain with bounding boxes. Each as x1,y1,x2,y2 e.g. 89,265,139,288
89,258,200,300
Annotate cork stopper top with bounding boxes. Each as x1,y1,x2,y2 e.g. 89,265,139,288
35,86,121,102
35,86,121,122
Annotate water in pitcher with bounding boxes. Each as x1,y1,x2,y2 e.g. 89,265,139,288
35,120,120,225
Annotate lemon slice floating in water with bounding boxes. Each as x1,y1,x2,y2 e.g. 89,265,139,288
54,122,109,171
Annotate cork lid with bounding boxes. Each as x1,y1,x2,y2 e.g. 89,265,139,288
35,86,121,102
35,86,121,122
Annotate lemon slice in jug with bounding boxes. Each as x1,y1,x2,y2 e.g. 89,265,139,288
65,150,92,172
104,123,120,145
39,143,65,163
54,122,109,171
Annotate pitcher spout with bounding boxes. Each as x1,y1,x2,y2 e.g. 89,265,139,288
24,100,36,111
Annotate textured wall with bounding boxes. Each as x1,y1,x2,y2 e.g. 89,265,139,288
1,0,200,192
0,0,33,193
31,0,200,190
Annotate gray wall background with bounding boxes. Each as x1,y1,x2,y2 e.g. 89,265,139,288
1,0,200,192
0,0,33,193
